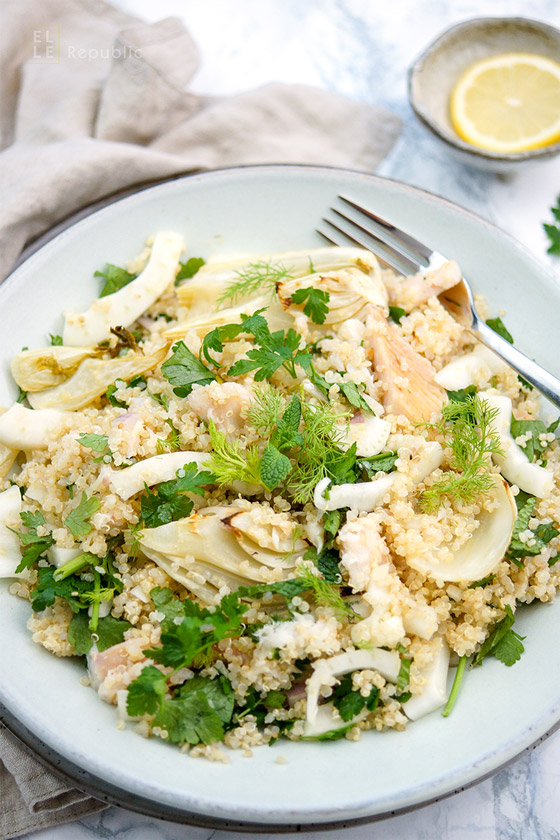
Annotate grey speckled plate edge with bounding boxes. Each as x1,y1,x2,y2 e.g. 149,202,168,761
2,165,560,830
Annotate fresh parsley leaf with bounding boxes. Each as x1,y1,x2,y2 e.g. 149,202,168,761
179,675,234,726
323,509,345,544
446,386,477,404
201,310,269,367
162,341,217,397
486,316,514,344
175,257,205,285
9,511,54,573
105,383,127,408
78,432,109,453
127,665,167,716
30,567,93,613
332,673,380,722
544,197,560,255
95,263,137,297
290,286,330,324
49,334,63,346
472,605,525,667
139,464,215,528
304,545,342,584
396,645,412,691
388,305,405,325
228,326,308,381
154,691,224,745
64,492,100,538
150,587,186,630
68,612,131,655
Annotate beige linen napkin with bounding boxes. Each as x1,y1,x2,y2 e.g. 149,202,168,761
0,0,401,836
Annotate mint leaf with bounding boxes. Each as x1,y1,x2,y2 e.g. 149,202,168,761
304,545,342,584
95,264,137,297
162,341,217,397
290,286,330,324
175,257,205,285
78,433,109,453
260,442,292,490
127,665,167,716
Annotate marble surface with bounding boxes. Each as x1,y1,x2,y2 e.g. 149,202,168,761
20,1,560,838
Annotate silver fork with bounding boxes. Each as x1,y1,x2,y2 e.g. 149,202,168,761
318,196,560,410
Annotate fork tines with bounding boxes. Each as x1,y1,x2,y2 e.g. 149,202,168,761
317,195,434,276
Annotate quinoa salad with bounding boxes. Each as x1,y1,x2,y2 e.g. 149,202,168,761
1,232,559,761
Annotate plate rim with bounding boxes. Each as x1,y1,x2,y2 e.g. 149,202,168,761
2,163,560,829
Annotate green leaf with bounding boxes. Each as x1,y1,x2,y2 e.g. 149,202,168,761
179,676,234,725
68,612,94,655
95,263,137,297
331,673,380,722
263,690,286,709
217,261,291,306
510,417,555,463
271,395,303,451
396,647,412,691
141,491,193,528
127,665,167,716
78,433,109,453
96,615,131,652
49,334,63,346
175,257,205,284
64,492,100,538
446,386,477,404
153,692,224,745
9,511,54,573
105,383,127,408
304,545,342,584
30,567,92,613
471,605,524,667
323,509,345,544
338,381,374,414
290,286,330,324
150,587,186,630
229,327,304,381
544,222,560,255
486,317,513,344
162,341,217,397
357,451,398,478
388,305,405,325
260,443,293,490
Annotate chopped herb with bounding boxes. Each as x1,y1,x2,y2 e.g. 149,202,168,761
228,323,310,382
175,257,205,285
486,316,513,344
446,385,477,404
78,433,109,453
543,196,560,255
507,495,559,565
510,417,559,463
332,673,380,722
468,574,496,589
396,644,412,691
471,605,525,667
9,511,54,573
420,396,502,513
217,261,291,307
323,509,345,544
338,381,374,414
290,286,330,324
388,305,406,325
105,383,127,408
304,545,342,584
49,334,63,346
127,665,167,715
206,420,263,489
68,612,131,655
95,263,137,297
139,464,216,529
161,341,217,397
16,386,27,404
64,492,100,538
154,690,224,745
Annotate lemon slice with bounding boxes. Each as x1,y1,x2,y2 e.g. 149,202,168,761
450,53,560,153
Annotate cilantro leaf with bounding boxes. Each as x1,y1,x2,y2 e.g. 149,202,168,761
64,492,100,538
290,286,330,324
505,496,558,564
229,327,304,381
446,386,477,404
127,665,167,716
161,341,217,397
396,645,412,691
175,257,205,285
150,586,186,630
472,605,525,667
388,305,406,325
200,310,269,368
68,612,131,655
30,567,93,613
179,675,234,726
95,263,137,297
139,463,215,528
9,510,55,573
510,417,558,463
153,691,224,745
49,334,63,346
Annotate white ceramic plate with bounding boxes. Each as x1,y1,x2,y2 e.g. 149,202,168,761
1,166,560,829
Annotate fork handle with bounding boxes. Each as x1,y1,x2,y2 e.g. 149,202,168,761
474,319,560,411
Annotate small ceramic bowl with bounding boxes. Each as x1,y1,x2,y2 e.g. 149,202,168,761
408,17,560,173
